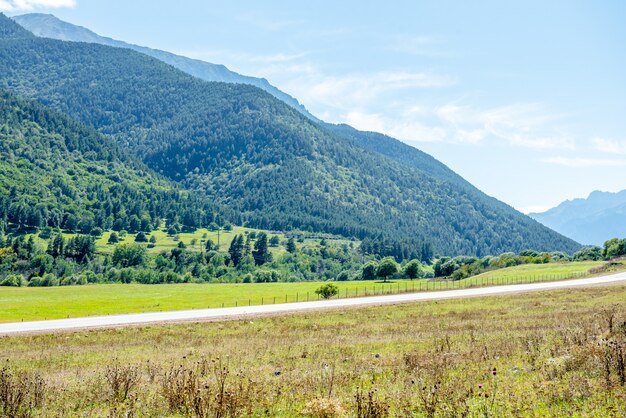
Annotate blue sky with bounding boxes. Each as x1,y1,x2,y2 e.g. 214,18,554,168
4,0,626,212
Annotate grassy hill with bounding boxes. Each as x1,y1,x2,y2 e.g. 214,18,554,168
0,14,579,256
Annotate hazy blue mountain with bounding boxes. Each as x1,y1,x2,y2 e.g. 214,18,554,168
530,190,626,245
12,13,317,120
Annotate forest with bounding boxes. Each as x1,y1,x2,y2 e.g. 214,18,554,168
0,13,580,257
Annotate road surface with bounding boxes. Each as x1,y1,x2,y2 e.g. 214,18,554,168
1,272,625,335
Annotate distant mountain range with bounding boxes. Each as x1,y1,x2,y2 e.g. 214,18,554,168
12,13,317,121
0,13,580,256
530,190,626,246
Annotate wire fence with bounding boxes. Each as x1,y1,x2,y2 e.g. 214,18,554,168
209,270,590,309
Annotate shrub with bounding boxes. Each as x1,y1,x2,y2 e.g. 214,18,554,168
315,283,339,299
0,367,46,417
105,362,139,402
0,274,23,287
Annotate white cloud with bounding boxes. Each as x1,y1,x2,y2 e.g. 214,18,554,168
343,110,448,143
592,137,626,155
436,102,576,150
0,0,75,11
539,157,626,168
278,69,456,117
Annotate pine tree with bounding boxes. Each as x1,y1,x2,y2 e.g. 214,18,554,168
229,234,244,266
286,237,297,253
252,232,272,266
244,235,252,256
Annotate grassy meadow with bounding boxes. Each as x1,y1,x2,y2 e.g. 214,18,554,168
0,260,614,324
1,283,626,416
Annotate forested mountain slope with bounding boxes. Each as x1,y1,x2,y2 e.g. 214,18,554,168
13,13,316,120
0,14,579,256
0,89,221,234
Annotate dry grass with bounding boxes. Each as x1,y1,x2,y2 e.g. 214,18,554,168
1,284,626,416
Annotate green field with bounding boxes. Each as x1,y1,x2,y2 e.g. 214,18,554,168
0,280,416,323
465,260,605,284
1,283,625,416
0,261,612,323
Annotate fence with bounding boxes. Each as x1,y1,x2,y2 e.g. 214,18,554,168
208,270,590,309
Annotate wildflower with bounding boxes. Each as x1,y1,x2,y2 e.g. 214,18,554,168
478,384,483,389
492,367,497,376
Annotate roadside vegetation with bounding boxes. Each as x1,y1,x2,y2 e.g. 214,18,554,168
2,285,626,416
1,220,625,296
0,259,620,323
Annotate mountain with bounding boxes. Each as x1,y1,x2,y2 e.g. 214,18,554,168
8,14,518,193
12,13,317,120
0,14,579,256
530,190,626,246
0,88,221,234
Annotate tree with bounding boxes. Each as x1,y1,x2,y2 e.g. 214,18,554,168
128,215,141,233
252,232,272,266
149,235,157,244
228,234,245,267
376,257,398,282
361,261,377,280
244,235,252,256
205,239,216,251
286,237,296,253
108,232,119,244
135,231,148,242
112,243,147,268
47,233,65,258
269,235,280,247
404,259,424,279
315,283,339,299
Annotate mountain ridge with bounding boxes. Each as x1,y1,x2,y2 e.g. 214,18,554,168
12,13,317,121
0,13,580,256
530,190,626,245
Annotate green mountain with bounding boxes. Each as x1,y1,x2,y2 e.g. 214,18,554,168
530,190,626,246
0,89,220,234
12,13,316,120
0,14,579,256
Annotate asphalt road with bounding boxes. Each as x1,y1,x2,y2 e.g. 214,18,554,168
1,271,625,335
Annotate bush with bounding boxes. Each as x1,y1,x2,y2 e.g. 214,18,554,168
336,271,350,281
315,283,339,299
0,274,23,287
